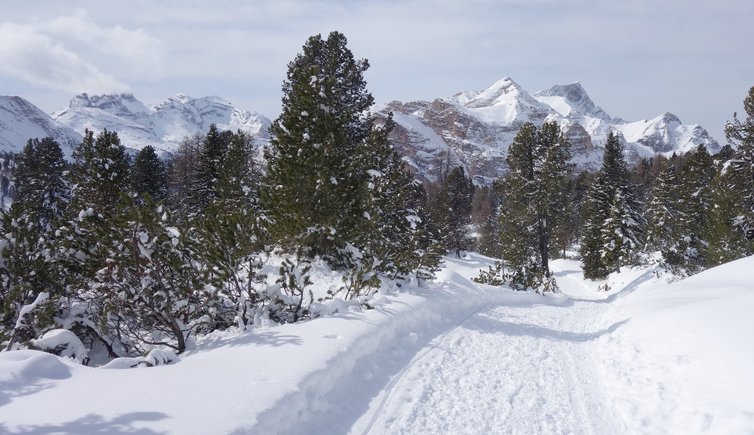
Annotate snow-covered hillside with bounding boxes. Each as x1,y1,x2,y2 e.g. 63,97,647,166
52,93,272,152
595,255,754,434
0,96,82,154
1,254,751,434
381,78,720,184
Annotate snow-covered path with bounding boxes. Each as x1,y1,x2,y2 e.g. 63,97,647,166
3,255,752,434
351,260,625,434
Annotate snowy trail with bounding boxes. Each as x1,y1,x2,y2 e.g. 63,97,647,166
351,260,626,434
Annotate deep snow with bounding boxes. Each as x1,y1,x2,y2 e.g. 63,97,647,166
1,254,752,434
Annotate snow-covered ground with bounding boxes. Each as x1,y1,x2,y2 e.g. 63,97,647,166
1,254,752,434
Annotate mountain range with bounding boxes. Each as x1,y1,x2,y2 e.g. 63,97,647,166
378,78,720,183
0,78,720,183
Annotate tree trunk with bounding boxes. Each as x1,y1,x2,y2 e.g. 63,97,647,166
539,212,550,277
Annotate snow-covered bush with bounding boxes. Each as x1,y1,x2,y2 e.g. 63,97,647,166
30,329,88,363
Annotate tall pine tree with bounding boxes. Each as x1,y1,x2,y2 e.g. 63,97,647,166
433,166,474,258
132,145,167,202
644,156,680,252
498,121,572,290
725,86,754,239
263,31,375,266
581,132,644,280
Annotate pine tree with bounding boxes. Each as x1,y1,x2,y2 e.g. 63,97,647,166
356,116,441,283
433,166,474,257
581,132,644,280
477,180,505,258
663,144,714,275
195,131,269,329
187,125,233,217
56,129,133,356
90,196,206,355
499,123,540,288
706,161,752,266
536,121,573,269
725,86,754,239
2,137,68,349
263,31,375,266
644,156,680,252
166,133,203,221
0,209,62,349
13,137,69,230
70,129,131,216
498,121,572,290
132,145,167,202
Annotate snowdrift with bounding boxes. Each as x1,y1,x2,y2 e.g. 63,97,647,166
596,256,754,434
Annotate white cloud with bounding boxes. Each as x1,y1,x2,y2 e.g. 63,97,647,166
47,12,166,79
0,21,130,94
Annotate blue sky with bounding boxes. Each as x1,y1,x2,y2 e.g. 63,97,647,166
1,0,752,141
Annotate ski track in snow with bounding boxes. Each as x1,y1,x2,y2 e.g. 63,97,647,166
351,261,626,435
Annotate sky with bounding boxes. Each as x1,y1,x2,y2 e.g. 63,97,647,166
1,0,752,141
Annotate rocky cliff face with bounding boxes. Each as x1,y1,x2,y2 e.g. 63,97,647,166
0,96,82,154
52,93,272,152
379,78,720,184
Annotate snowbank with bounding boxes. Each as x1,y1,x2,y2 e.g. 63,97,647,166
0,254,556,434
595,256,754,434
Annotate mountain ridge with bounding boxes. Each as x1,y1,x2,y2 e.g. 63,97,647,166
379,77,720,183
0,81,720,185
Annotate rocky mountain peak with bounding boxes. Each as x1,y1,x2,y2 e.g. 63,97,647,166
50,93,271,152
465,77,534,109
379,76,720,184
534,82,612,121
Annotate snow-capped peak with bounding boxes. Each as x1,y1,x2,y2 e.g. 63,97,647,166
534,82,612,121
380,75,720,183
457,77,552,125
465,77,528,108
51,93,271,152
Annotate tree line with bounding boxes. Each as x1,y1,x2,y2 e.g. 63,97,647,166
0,32,466,362
473,87,754,290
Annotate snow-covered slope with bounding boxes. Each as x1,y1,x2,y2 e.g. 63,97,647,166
0,255,537,434
0,96,82,154
0,254,751,433
380,78,720,184
595,256,754,434
52,93,272,152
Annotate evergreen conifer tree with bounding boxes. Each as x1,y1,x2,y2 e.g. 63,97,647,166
706,161,752,266
662,144,714,275
132,145,167,202
433,166,474,257
498,121,572,290
70,129,131,216
13,137,69,230
356,116,441,282
725,86,754,238
187,125,233,217
90,196,206,355
644,156,680,252
263,31,375,266
195,131,269,329
0,209,62,349
477,179,505,258
56,129,133,355
581,132,644,279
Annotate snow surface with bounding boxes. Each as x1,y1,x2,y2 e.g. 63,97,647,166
1,254,752,434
